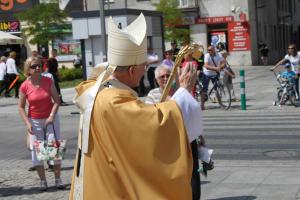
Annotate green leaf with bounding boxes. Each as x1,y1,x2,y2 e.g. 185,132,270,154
14,1,68,47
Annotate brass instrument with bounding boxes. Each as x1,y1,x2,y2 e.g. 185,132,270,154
160,44,203,102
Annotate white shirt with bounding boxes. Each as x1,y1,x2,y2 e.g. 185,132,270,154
284,52,300,73
6,57,19,75
147,53,159,68
171,87,203,142
0,62,6,81
204,53,224,76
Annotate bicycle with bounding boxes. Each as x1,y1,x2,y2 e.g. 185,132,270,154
195,75,231,110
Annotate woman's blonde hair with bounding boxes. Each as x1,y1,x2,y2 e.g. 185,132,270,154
9,51,16,57
23,57,41,77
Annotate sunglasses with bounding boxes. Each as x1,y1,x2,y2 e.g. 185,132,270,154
30,64,42,69
159,74,170,79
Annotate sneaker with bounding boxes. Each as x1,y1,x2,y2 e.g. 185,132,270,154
39,180,48,191
60,101,68,106
28,166,36,171
46,164,54,172
55,179,65,190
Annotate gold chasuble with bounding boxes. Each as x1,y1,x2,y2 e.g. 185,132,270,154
69,79,193,200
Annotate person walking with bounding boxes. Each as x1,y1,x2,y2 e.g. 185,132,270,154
162,50,175,70
0,56,7,96
219,50,237,101
18,57,64,191
4,51,20,98
273,44,300,97
69,14,203,200
47,49,67,106
259,42,269,66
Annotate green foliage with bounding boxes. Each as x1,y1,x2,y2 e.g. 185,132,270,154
14,0,68,46
154,0,190,44
59,68,83,82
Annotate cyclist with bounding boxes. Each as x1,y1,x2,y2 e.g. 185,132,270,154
201,46,225,110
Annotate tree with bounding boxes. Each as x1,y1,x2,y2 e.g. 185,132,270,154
154,0,190,44
14,0,68,46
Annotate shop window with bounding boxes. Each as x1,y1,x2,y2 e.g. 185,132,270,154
52,34,82,62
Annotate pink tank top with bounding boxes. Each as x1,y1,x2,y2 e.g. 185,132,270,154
20,76,54,119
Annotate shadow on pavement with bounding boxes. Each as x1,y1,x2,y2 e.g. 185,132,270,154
61,166,74,171
207,196,256,200
0,184,71,197
200,180,210,185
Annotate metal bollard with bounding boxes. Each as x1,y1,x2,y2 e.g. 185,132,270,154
240,69,246,110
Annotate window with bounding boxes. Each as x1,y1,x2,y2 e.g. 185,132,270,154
178,0,188,7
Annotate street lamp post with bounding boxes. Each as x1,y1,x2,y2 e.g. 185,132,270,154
99,0,107,62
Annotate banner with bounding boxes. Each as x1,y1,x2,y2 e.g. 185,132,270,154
52,35,81,62
228,22,251,51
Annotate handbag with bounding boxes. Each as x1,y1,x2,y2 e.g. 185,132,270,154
34,123,67,161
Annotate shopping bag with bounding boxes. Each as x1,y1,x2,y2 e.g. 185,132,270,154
34,123,67,161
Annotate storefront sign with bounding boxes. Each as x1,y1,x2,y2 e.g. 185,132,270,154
181,16,195,25
228,22,251,51
0,21,20,33
195,16,234,24
0,0,35,12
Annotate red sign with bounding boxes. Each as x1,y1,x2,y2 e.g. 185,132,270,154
0,21,20,33
228,22,251,51
195,16,234,24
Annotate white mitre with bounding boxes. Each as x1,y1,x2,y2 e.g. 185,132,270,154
107,13,147,67
74,13,148,154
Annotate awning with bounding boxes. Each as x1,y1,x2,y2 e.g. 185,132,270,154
0,31,23,45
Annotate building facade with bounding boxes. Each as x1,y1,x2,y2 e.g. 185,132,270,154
71,0,164,78
71,0,300,67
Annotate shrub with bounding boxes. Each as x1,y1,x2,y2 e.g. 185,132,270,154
59,68,83,82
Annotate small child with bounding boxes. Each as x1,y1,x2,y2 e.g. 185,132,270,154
280,62,297,83
219,51,237,101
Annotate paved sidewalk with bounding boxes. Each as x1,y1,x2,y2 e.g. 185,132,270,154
0,159,73,199
202,160,300,200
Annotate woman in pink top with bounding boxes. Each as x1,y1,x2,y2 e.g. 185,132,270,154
18,57,64,191
181,53,199,97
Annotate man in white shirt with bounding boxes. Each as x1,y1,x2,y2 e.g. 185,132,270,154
201,46,225,110
0,56,7,96
4,51,20,98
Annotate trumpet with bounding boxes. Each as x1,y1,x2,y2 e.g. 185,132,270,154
160,43,203,102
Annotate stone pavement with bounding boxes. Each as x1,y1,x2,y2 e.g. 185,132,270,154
1,65,300,200
201,160,300,200
0,159,73,200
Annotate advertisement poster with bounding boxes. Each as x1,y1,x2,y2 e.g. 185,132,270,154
0,21,20,33
209,32,227,50
228,22,251,51
52,35,81,62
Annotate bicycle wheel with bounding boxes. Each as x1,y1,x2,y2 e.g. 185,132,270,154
216,84,231,110
277,90,288,105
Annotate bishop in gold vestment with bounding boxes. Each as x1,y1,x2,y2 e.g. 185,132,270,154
69,13,203,200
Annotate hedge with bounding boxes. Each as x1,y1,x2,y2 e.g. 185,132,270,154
59,68,83,82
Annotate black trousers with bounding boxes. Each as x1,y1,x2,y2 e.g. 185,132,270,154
0,80,8,95
5,73,19,97
147,67,156,90
52,74,61,95
191,140,201,200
